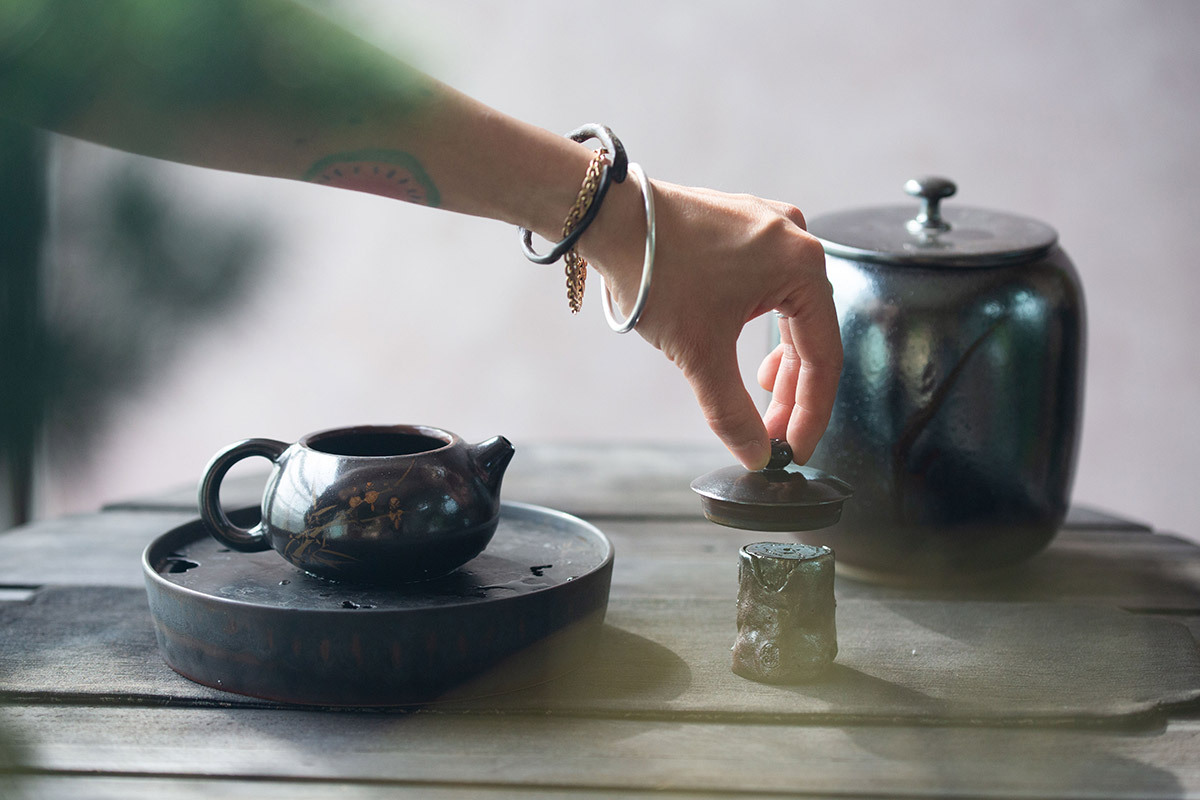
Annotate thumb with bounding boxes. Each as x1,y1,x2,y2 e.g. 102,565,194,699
683,346,770,471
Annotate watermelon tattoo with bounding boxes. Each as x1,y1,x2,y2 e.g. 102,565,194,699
302,149,440,207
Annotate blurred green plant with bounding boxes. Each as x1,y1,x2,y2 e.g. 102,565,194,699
0,121,46,527
1,119,268,527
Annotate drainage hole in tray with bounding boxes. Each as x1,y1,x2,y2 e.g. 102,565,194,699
163,556,200,574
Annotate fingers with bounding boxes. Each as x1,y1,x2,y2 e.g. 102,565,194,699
762,315,802,439
684,344,771,471
776,290,843,464
757,344,784,392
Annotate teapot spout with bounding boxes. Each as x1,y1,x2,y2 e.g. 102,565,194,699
470,435,515,497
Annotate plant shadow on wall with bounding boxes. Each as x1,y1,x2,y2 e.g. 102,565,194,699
1,122,269,528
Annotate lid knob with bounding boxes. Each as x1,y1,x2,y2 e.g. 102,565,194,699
904,176,956,235
765,438,793,471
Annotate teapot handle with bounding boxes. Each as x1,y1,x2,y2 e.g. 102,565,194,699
198,438,288,552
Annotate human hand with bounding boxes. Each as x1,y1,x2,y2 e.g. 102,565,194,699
582,178,842,470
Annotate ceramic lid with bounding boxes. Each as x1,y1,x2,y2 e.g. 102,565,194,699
690,440,853,532
808,176,1059,267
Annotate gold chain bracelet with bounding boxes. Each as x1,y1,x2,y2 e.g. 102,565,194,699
562,148,609,313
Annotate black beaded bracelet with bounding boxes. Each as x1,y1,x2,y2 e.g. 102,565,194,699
518,124,629,265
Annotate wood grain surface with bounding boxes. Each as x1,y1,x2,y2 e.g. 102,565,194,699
3,705,1199,799
1,443,1197,799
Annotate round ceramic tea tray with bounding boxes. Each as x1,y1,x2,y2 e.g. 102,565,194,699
143,501,613,707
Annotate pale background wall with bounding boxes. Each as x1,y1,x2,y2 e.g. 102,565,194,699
33,0,1200,542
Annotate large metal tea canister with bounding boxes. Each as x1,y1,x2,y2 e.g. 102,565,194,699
798,176,1085,581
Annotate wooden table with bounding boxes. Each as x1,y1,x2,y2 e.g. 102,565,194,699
1,443,1198,799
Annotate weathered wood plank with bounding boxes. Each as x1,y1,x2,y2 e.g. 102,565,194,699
0,510,193,589
447,596,1200,724
601,520,1200,609
0,509,1195,612
3,775,837,800
2,705,1198,799
1066,505,1152,532
3,587,1197,726
100,442,1152,531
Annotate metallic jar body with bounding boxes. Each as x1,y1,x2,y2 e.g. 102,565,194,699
801,247,1086,580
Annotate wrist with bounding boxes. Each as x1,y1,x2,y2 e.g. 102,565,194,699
494,118,597,238
576,170,650,305
502,120,653,325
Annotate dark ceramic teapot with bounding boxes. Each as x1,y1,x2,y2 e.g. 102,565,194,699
198,424,514,584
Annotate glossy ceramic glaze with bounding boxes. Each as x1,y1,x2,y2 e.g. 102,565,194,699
199,425,514,584
800,179,1086,580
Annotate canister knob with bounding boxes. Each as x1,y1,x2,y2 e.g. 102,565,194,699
905,175,957,235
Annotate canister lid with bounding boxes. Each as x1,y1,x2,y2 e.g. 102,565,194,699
691,440,853,532
808,176,1058,267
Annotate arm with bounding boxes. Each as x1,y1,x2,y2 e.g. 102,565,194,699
0,0,840,469
0,0,588,232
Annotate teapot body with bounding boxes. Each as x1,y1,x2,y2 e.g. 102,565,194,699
200,425,514,584
801,244,1085,580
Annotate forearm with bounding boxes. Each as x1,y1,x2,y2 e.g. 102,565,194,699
0,0,593,238
1,2,841,472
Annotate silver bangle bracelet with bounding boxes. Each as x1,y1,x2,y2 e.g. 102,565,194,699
600,161,656,334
